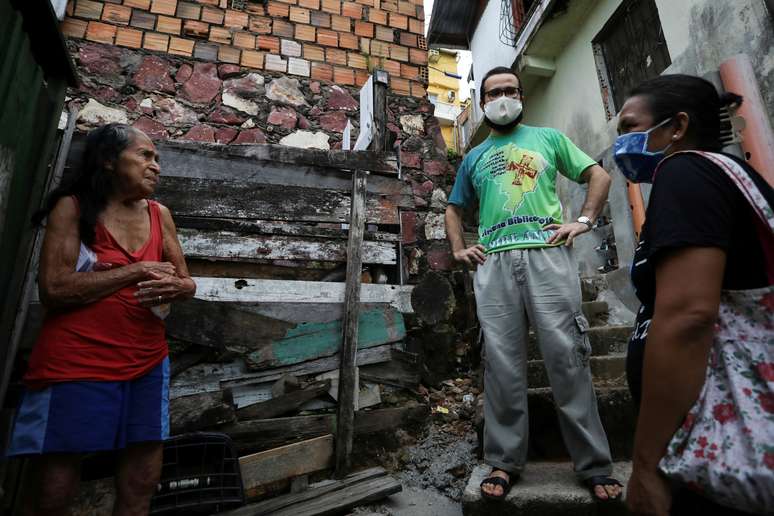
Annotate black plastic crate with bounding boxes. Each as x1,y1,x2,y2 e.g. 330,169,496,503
150,432,245,515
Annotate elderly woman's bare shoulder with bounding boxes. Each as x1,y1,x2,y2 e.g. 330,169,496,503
48,195,79,222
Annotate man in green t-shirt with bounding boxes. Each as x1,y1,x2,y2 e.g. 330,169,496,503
446,67,622,502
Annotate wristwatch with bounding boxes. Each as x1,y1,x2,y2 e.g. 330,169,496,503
577,216,594,229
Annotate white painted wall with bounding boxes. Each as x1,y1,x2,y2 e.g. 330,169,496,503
469,0,520,124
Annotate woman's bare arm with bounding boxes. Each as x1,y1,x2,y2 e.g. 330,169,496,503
134,203,196,305
38,197,175,308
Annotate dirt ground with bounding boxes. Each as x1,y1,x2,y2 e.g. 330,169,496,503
350,376,481,516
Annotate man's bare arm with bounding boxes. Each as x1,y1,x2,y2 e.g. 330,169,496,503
445,204,485,265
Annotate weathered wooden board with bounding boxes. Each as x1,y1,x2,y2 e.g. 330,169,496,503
219,344,397,390
177,228,397,265
239,435,334,497
169,389,236,434
219,467,388,516
193,277,414,313
222,404,429,453
270,475,401,516
175,217,400,242
360,360,420,389
236,380,331,420
67,137,399,177
245,308,405,370
165,299,404,368
153,177,402,225
186,260,339,281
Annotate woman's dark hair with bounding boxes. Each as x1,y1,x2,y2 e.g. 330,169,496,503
628,74,743,151
480,66,522,100
33,123,138,245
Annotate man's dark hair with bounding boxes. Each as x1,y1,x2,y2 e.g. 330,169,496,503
33,123,139,245
480,66,521,102
628,74,743,152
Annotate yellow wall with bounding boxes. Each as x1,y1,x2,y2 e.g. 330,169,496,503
427,50,461,106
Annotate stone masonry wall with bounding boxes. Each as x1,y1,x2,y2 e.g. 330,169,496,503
60,0,465,380
61,0,429,96
67,36,457,283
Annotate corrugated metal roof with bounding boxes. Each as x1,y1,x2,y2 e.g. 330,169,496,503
426,1,479,49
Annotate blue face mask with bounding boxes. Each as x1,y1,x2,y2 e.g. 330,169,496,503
613,118,673,183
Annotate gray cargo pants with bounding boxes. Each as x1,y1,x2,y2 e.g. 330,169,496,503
474,246,613,480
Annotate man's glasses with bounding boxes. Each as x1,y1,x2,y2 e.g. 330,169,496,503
484,87,522,101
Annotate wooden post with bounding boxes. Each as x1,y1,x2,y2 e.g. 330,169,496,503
334,169,367,477
334,71,388,477
371,70,390,153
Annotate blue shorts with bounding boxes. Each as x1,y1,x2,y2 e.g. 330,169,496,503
6,357,169,457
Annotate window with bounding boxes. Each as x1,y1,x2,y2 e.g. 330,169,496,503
593,0,671,119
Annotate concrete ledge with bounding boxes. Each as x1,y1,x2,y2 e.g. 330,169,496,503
463,461,631,516
527,354,627,388
528,325,634,359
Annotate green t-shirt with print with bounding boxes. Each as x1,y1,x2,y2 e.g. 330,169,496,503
448,125,596,253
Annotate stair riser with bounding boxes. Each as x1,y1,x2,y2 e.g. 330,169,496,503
527,326,632,360
474,388,636,462
527,356,627,388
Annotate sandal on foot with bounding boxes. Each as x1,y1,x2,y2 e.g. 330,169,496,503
480,473,512,501
583,476,624,502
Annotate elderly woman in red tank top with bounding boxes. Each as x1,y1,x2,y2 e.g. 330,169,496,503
6,124,196,516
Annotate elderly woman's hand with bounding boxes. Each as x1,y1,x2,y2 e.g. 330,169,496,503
130,261,176,280
133,268,195,306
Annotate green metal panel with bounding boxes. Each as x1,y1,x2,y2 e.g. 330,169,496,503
0,0,76,400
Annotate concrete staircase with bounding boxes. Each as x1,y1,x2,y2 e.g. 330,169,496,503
463,286,636,515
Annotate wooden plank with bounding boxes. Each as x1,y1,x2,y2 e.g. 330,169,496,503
371,70,390,153
175,217,401,242
187,260,339,281
193,277,414,313
335,169,367,477
1,106,76,404
245,307,405,370
239,435,334,497
360,360,420,389
166,299,403,358
236,379,331,420
153,176,403,225
219,467,388,516
270,475,401,516
221,404,429,453
165,298,295,353
68,136,399,176
219,344,397,389
177,228,397,265
169,389,236,434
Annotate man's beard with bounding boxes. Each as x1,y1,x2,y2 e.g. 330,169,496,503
484,112,523,133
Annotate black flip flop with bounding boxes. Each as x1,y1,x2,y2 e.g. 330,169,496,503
584,476,624,502
480,474,512,501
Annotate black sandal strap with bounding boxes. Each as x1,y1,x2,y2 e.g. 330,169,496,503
480,476,510,489
585,476,623,488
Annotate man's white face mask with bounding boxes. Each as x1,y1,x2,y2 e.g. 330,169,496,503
484,96,523,126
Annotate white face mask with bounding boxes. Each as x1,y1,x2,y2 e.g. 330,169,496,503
484,96,523,126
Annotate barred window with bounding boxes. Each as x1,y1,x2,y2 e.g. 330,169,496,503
593,0,671,115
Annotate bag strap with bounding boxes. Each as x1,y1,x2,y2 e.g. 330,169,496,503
670,151,774,282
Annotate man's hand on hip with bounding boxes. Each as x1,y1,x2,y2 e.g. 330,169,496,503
543,222,590,247
453,244,487,266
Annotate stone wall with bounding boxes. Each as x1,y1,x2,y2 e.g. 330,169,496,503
68,38,468,382
61,0,428,96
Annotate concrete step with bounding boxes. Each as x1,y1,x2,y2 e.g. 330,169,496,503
526,386,635,461
582,300,610,326
462,461,631,516
475,386,635,461
528,324,634,360
527,354,627,389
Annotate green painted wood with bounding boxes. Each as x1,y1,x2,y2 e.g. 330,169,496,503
246,308,406,370
0,0,76,434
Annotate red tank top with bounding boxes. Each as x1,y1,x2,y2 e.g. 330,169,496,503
24,198,168,387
